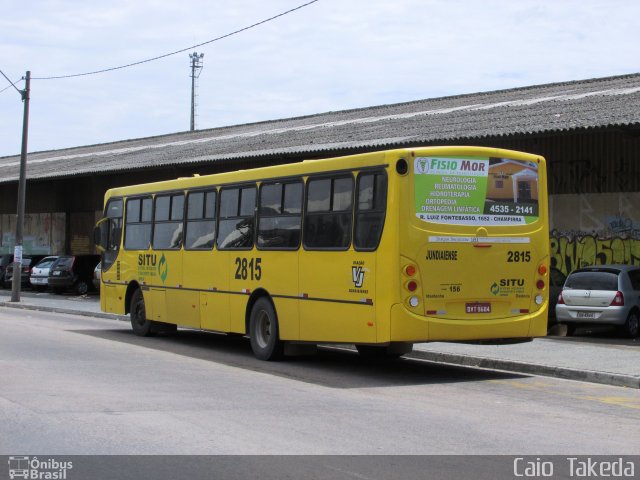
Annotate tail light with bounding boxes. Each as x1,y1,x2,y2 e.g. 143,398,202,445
536,279,545,290
610,291,624,306
557,292,565,305
403,263,419,307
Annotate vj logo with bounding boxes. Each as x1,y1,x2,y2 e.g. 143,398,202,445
352,267,365,288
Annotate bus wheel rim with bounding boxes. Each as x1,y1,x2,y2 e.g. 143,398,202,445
134,301,145,326
256,310,271,348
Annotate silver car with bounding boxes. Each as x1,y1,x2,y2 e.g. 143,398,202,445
556,264,640,338
29,256,58,291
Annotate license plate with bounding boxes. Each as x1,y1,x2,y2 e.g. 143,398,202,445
32,278,45,284
577,311,596,319
466,302,491,313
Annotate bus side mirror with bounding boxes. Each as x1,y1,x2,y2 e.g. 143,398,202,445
94,218,109,253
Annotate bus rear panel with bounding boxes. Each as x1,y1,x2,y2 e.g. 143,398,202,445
392,147,549,343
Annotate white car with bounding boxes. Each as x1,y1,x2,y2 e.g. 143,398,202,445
556,264,640,338
29,256,58,291
93,262,101,290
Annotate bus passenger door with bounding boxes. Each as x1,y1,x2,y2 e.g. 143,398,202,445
197,253,231,333
299,251,376,343
162,251,201,328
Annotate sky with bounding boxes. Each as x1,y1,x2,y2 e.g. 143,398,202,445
1,0,639,158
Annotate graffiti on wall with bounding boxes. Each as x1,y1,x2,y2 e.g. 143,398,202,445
549,156,640,194
550,232,640,276
549,194,640,275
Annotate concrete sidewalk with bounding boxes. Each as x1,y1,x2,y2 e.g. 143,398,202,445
1,290,639,388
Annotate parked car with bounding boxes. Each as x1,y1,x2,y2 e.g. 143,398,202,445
547,267,566,327
48,255,100,295
0,254,13,287
556,264,640,338
93,262,101,291
29,256,59,291
2,255,46,288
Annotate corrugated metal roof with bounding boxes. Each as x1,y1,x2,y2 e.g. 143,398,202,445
1,73,639,184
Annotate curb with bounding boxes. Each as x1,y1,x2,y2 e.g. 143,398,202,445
407,350,640,389
2,301,638,389
0,301,128,322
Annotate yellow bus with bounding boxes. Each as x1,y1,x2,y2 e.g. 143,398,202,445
94,146,549,360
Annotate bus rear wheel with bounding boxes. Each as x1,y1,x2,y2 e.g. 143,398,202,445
130,288,159,337
249,298,284,361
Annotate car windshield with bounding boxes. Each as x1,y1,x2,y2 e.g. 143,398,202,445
565,271,619,290
35,259,55,269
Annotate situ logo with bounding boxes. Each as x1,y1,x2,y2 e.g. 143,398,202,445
491,278,525,295
8,456,73,479
138,253,168,284
157,254,168,284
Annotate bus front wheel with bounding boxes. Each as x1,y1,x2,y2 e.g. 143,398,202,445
249,298,284,361
130,289,158,337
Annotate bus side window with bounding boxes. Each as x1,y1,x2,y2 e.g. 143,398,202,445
304,176,353,250
185,190,217,250
217,186,256,250
257,181,302,249
152,193,184,250
354,172,387,251
124,196,153,250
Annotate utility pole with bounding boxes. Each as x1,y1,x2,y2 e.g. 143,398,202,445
189,52,204,131
11,70,31,302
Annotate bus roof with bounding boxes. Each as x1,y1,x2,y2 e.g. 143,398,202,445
104,146,544,198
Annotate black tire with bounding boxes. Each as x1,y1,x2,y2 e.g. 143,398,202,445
620,311,640,338
565,323,577,336
249,297,284,361
130,289,158,337
75,280,89,295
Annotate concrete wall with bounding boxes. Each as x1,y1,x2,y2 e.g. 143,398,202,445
0,212,66,254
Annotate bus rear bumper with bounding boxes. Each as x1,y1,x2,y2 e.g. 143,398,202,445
389,303,547,342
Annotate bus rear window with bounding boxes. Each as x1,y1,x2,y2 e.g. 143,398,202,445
414,156,539,226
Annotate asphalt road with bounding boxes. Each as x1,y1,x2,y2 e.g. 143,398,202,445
1,308,639,456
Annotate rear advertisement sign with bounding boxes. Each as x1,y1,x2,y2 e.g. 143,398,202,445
414,156,539,226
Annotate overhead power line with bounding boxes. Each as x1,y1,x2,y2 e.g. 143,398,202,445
0,69,23,95
32,0,320,81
